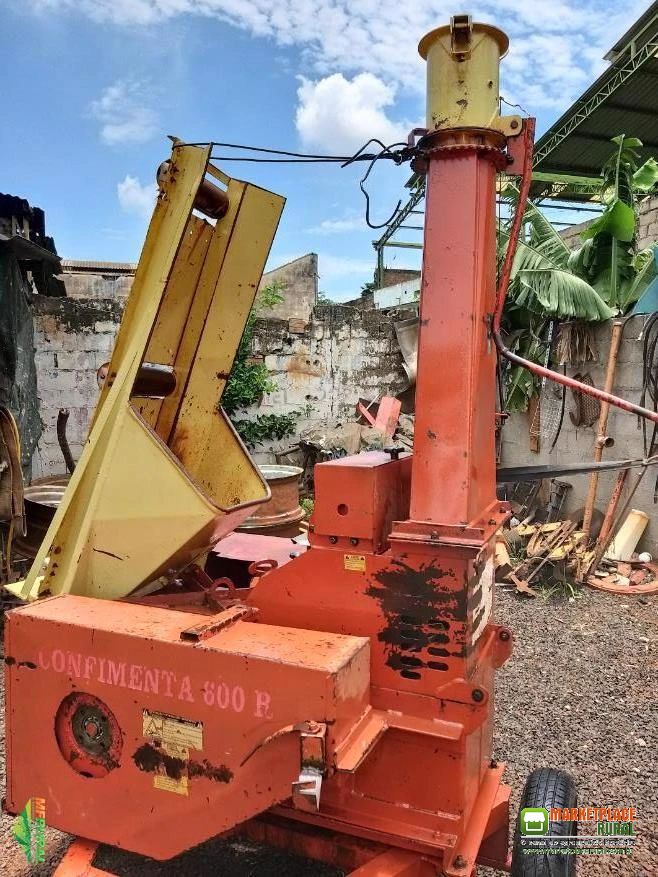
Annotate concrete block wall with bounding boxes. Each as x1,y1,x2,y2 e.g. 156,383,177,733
247,305,407,448
58,253,318,320
61,271,133,300
31,296,123,478
500,316,658,553
30,297,407,477
637,194,658,250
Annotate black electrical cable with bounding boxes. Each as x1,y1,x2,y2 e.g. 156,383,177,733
640,312,658,460
174,139,408,165
549,364,567,453
209,156,359,163
355,142,410,229
175,135,414,244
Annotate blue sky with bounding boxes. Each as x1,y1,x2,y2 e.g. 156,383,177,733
2,1,649,300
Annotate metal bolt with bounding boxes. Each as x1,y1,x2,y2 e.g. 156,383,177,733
350,538,359,546
510,119,519,130
329,536,338,544
499,629,510,641
453,855,467,869
471,688,485,703
430,530,439,539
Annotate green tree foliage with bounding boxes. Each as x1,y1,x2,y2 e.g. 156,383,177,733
568,136,658,312
222,282,285,416
222,281,311,447
500,135,658,411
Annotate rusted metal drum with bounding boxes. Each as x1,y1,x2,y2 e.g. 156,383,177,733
13,476,69,559
237,465,304,538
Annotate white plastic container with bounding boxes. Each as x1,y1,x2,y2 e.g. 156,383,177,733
605,509,649,562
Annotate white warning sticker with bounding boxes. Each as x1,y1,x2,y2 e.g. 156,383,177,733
142,710,203,750
471,556,494,643
142,710,203,796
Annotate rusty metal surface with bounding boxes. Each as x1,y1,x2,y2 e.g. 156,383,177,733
238,465,304,536
12,476,69,559
8,144,284,602
410,141,499,526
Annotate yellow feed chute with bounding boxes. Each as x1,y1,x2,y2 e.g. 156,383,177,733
9,142,285,601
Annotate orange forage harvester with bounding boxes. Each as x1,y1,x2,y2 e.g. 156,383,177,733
4,15,561,877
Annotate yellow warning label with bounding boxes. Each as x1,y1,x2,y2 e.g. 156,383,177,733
142,711,203,796
344,554,366,572
143,710,203,750
154,772,189,796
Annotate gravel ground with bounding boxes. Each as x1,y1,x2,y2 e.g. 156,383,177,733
1,585,656,876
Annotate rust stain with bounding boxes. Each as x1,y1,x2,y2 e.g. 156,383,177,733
132,743,233,784
4,657,37,669
285,353,323,382
92,548,124,561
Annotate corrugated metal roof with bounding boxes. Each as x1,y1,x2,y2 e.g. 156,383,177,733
533,3,658,189
61,259,136,274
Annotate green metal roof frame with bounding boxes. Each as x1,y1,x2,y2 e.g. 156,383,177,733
533,1,658,185
373,3,658,280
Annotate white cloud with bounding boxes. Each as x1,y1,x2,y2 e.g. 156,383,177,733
117,174,157,220
307,210,365,235
296,73,408,154
90,79,158,145
319,254,374,279
33,0,648,114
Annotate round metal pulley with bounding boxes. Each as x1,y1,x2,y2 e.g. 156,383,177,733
55,692,123,778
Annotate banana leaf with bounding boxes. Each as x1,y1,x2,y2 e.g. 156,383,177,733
501,182,571,267
499,230,615,320
580,198,635,242
633,158,658,192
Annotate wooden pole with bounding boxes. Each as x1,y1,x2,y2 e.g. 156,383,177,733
582,320,624,541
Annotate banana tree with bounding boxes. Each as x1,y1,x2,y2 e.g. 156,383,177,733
567,135,658,312
499,136,658,411
498,191,615,410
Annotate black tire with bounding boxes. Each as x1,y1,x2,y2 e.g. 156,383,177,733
511,767,577,877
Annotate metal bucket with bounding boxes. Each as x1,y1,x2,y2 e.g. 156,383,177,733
237,465,304,537
14,476,69,559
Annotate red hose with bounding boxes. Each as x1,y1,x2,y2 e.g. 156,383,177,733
492,119,658,424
